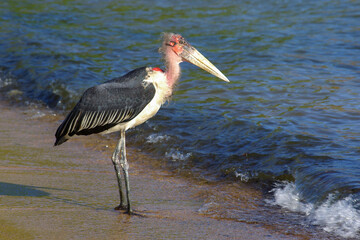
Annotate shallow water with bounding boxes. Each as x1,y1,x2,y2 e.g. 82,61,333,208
1,0,360,238
0,103,311,240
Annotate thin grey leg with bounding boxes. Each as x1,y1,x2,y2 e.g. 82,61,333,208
120,130,132,214
111,135,125,210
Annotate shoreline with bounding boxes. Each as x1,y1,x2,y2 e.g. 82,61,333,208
0,101,333,239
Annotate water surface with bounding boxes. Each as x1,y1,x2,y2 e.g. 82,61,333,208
1,0,359,238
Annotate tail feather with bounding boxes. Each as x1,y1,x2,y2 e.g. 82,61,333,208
54,136,69,146
54,106,80,146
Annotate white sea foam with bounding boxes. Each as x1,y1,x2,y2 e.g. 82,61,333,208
165,149,191,161
234,171,250,182
146,133,170,143
0,74,14,88
268,182,360,238
198,202,219,214
28,110,46,119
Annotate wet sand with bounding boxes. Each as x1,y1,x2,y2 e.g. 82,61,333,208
0,102,312,240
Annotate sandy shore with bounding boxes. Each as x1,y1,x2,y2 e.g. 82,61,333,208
0,102,311,239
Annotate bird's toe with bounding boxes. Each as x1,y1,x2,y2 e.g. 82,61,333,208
114,204,127,211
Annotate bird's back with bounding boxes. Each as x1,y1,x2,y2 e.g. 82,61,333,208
55,67,156,146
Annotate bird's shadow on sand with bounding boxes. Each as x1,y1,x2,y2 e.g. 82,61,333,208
0,181,99,209
0,182,50,197
0,181,148,216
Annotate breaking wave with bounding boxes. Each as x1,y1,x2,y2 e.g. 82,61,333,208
268,182,360,238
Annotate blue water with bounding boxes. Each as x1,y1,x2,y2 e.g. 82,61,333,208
1,0,360,238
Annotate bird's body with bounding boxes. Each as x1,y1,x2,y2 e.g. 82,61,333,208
55,67,169,145
55,33,229,214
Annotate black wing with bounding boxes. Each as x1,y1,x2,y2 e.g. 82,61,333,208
55,67,155,146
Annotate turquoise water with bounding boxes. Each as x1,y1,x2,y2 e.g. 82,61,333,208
1,0,360,237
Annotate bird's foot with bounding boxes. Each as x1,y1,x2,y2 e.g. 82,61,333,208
125,209,145,217
114,205,144,217
125,208,133,215
114,204,127,211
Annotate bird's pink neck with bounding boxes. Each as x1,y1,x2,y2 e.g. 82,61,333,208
164,48,182,95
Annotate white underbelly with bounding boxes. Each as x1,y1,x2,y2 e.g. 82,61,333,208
102,69,169,134
102,98,162,134
124,96,163,130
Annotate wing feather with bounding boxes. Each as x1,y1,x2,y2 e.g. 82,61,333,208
54,67,156,146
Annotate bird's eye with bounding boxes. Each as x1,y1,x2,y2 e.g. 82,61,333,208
167,41,176,47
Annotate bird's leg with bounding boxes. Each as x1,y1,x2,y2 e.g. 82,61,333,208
111,136,126,210
120,130,132,214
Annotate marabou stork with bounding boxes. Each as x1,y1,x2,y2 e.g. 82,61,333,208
54,32,229,214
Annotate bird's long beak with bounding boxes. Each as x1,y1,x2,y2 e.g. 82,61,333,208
181,45,230,82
